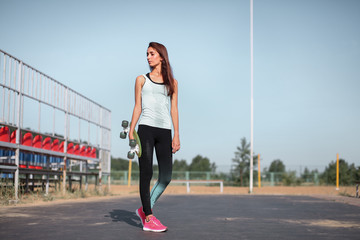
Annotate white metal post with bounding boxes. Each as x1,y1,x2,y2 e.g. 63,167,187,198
249,0,254,193
21,67,25,127
99,108,103,191
38,75,42,132
14,61,23,201
2,55,5,122
63,87,68,194
108,111,112,190
13,62,17,124
7,59,11,123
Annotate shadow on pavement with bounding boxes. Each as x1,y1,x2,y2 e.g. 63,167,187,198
107,209,142,229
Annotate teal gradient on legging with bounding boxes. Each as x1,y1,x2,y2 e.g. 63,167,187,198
150,180,169,209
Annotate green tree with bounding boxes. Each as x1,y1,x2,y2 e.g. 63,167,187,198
173,159,188,171
269,159,286,173
301,167,319,183
232,137,257,186
320,159,358,185
266,159,286,185
282,171,298,186
210,162,217,173
189,155,215,172
300,167,310,183
355,166,360,182
111,156,139,171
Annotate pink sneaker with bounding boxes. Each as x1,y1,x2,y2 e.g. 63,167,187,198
135,207,146,226
143,216,167,232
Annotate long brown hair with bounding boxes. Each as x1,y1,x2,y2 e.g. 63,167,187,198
148,42,175,96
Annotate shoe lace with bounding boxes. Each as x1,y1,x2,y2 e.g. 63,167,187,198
150,216,163,226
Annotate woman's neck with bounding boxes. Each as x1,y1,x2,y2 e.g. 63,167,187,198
151,64,162,77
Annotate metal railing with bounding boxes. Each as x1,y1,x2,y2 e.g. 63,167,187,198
0,49,111,199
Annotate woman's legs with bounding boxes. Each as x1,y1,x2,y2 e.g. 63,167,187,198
150,129,172,208
138,125,172,216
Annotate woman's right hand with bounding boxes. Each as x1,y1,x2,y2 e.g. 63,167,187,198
129,130,134,140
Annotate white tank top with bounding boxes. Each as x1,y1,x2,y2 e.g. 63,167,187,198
138,73,171,130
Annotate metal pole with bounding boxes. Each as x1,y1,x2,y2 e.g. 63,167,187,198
27,67,30,94
13,62,17,124
52,81,56,136
31,69,34,97
249,0,254,193
336,153,339,190
14,61,23,201
53,107,55,136
7,59,11,123
78,118,81,143
98,108,103,190
2,55,6,122
21,67,25,127
258,154,261,188
62,87,68,194
108,111,112,191
38,75,42,132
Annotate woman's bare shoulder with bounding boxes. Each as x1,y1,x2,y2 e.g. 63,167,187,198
136,75,146,85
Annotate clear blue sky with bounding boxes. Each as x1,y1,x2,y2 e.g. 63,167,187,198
1,0,359,172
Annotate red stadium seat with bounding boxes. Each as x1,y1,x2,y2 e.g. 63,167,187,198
0,126,11,166
33,135,43,149
73,144,80,155
79,146,86,156
10,130,19,144
0,126,10,142
67,142,74,154
59,141,64,153
90,148,97,158
51,139,59,152
85,146,92,157
22,133,33,147
42,137,51,150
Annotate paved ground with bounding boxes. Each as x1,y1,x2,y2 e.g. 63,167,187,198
1,195,360,240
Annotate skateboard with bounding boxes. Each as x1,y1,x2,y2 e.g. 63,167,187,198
120,120,142,159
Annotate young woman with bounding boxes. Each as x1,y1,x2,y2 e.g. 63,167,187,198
129,42,180,232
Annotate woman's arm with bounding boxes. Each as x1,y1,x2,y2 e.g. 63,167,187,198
129,75,145,139
171,79,180,153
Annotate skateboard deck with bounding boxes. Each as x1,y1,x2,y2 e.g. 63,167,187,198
120,120,142,159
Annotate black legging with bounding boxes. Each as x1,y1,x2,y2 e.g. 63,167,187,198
138,125,173,216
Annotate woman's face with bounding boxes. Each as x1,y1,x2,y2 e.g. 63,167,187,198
147,47,163,68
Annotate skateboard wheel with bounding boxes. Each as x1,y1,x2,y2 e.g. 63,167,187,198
120,132,127,139
128,151,135,159
129,139,136,147
122,120,129,128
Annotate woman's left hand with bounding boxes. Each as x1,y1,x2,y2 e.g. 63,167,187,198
172,135,180,153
